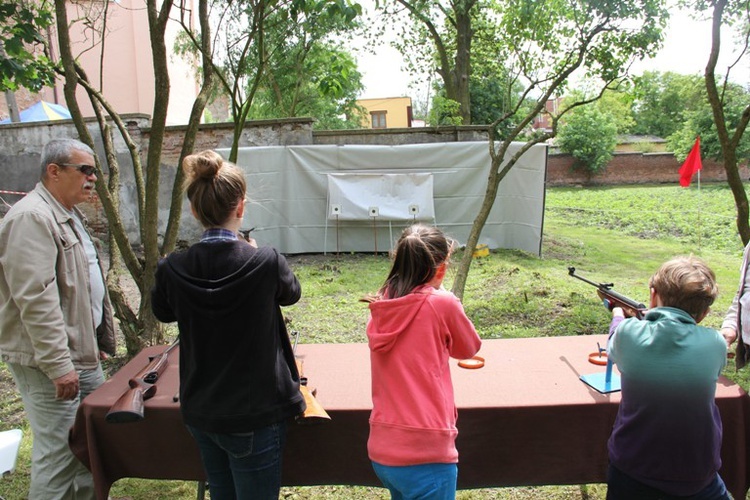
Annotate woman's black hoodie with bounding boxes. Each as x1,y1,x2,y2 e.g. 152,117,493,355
151,241,304,433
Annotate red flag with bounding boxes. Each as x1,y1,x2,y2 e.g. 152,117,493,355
679,137,702,187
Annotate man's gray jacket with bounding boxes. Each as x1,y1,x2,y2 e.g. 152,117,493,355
0,182,116,380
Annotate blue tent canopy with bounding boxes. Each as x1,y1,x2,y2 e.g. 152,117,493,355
0,101,72,124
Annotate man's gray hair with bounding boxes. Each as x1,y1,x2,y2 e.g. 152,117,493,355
40,139,95,178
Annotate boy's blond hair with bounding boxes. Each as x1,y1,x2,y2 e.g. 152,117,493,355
648,256,718,320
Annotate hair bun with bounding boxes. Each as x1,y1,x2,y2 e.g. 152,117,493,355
185,150,224,181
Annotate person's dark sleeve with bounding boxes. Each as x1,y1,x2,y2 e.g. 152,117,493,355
151,259,177,323
275,251,301,306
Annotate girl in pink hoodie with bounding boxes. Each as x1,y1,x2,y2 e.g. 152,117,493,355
366,224,482,499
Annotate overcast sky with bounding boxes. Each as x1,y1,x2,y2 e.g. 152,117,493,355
354,9,750,100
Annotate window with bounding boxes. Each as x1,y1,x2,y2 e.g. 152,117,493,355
371,111,387,129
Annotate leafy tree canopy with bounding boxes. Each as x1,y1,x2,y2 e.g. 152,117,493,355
596,86,635,135
469,69,530,130
667,79,750,162
427,95,462,125
446,0,669,298
176,0,363,133
631,70,705,138
250,44,366,129
0,0,56,92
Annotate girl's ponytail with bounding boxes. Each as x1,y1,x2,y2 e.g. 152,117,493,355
380,225,451,299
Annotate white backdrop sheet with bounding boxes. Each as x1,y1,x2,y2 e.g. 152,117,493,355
222,142,547,255
327,173,435,221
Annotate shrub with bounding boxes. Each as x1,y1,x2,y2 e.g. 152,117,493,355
557,106,618,175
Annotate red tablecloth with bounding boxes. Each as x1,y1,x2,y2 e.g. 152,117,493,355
69,335,750,499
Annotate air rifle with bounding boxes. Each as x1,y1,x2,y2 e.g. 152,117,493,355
292,331,331,424
568,267,647,319
238,227,255,241
105,340,179,423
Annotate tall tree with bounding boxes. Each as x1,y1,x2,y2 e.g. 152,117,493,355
374,0,481,124
251,44,365,128
52,0,215,354
205,0,278,162
449,0,667,299
249,0,364,128
176,0,361,160
631,70,704,138
667,80,750,163
699,0,750,244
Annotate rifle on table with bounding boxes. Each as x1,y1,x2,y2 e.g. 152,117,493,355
291,331,331,424
568,267,647,319
106,340,179,423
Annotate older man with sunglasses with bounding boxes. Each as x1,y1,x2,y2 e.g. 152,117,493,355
0,138,116,499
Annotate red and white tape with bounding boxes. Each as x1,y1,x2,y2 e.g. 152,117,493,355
0,190,27,196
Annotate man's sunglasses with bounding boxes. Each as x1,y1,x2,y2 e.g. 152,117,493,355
58,163,97,176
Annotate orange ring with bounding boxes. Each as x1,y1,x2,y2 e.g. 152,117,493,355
588,352,608,366
458,356,485,369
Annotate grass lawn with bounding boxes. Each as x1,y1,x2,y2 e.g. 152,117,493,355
0,182,748,499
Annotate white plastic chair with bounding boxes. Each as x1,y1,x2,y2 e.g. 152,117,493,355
0,429,22,476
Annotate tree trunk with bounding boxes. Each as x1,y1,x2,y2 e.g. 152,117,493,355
452,4,473,125
451,151,501,298
0,42,20,122
397,0,474,124
3,91,20,122
139,0,174,345
108,269,145,355
705,0,750,245
53,0,221,354
722,149,750,245
163,0,215,255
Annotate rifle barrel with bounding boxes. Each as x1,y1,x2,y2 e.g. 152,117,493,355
569,266,646,319
568,267,605,288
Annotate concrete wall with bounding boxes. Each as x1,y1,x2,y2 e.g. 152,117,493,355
2,117,746,243
0,116,315,238
313,125,489,145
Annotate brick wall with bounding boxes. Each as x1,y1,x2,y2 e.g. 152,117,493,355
547,151,749,186
151,118,316,166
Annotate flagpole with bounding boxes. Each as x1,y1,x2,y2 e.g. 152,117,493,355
697,169,701,251
678,137,703,251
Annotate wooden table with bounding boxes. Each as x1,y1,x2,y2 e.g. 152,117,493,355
69,335,750,499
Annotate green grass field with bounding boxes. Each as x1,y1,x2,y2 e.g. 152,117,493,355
0,182,747,499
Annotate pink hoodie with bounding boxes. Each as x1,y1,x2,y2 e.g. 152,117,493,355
367,285,481,466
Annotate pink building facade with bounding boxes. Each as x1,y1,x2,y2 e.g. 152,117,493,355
2,0,199,125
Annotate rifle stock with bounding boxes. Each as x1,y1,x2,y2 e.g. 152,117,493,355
568,266,647,319
105,341,179,423
295,359,331,424
291,330,331,424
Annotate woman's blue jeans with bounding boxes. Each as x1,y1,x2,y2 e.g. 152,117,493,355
607,464,731,500
372,461,457,500
187,422,287,500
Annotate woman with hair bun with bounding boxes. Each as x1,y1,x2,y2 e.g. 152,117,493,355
151,150,304,500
